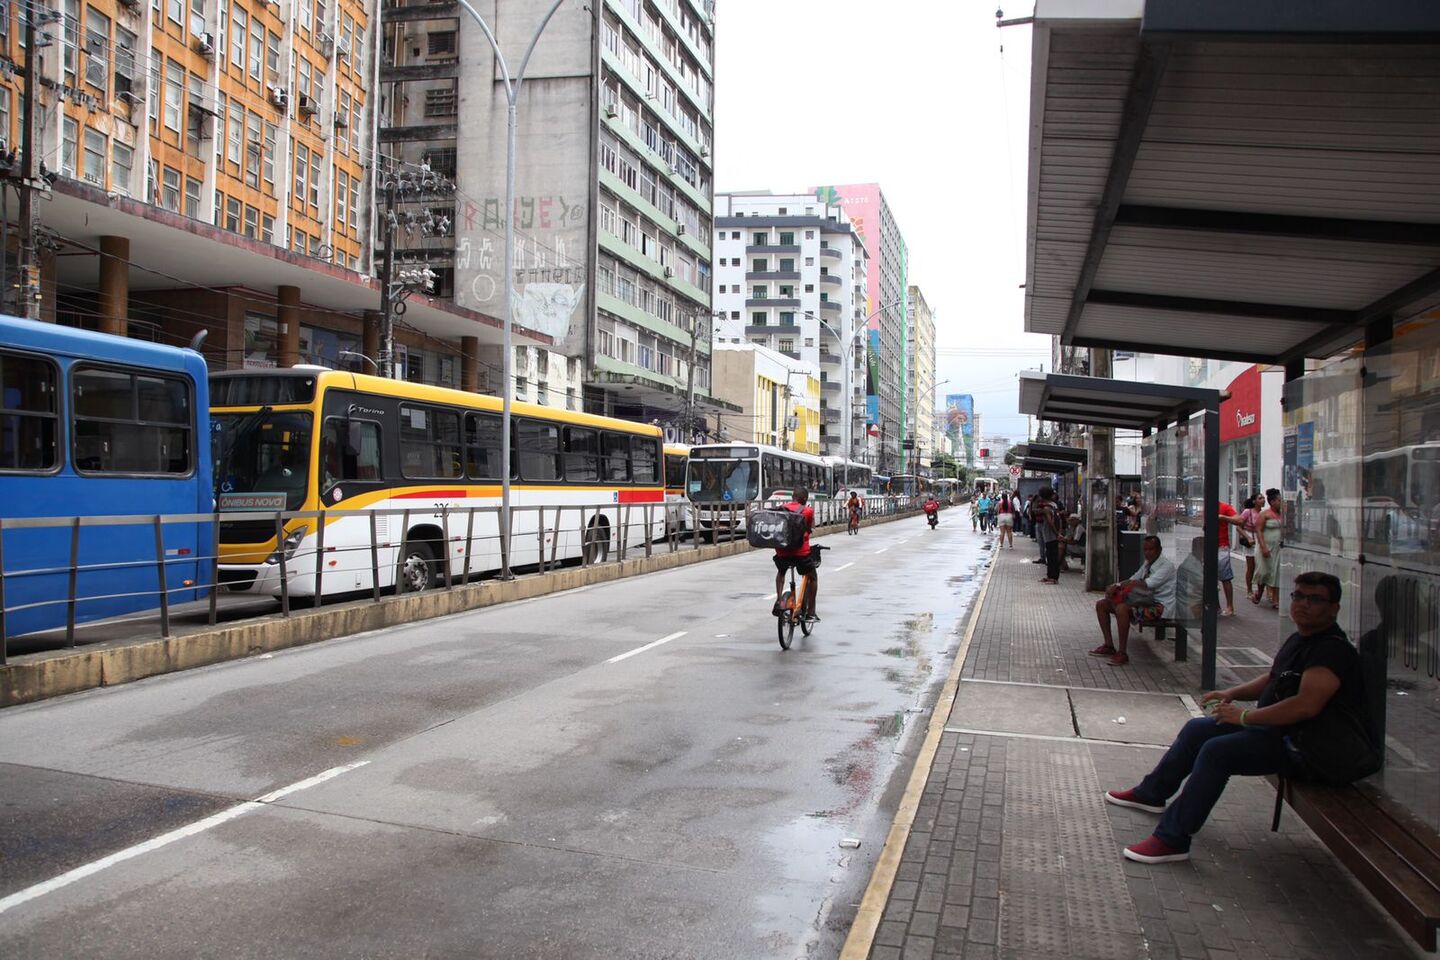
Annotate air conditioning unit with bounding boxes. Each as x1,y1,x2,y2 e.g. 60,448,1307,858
318,33,335,57
663,266,675,278
336,36,351,57
700,146,709,157
269,86,289,109
604,104,618,119
297,93,318,116
195,32,215,56
333,112,348,128
675,224,686,236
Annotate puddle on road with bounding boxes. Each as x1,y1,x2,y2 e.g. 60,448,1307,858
878,613,936,694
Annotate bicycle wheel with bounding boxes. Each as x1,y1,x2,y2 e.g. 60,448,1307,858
777,589,795,650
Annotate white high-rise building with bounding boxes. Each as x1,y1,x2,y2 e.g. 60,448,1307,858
712,192,869,458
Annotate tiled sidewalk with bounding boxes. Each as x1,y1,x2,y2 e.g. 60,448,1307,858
867,533,1425,960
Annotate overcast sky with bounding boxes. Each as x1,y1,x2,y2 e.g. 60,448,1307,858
713,0,1049,443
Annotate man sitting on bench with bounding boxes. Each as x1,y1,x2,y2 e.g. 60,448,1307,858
1104,571,1366,863
1090,535,1176,667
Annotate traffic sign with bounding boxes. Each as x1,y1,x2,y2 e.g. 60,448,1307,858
1009,464,1022,477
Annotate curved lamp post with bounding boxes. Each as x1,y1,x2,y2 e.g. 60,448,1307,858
455,0,567,578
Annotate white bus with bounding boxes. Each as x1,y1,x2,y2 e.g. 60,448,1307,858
685,443,831,536
823,456,875,497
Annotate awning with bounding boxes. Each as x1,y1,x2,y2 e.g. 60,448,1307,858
1018,371,1220,432
1012,441,1088,474
1023,0,1440,365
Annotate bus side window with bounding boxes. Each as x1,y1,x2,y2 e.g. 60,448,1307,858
601,432,630,483
564,426,599,483
323,419,381,488
517,419,561,482
631,436,658,484
0,351,59,472
465,412,502,480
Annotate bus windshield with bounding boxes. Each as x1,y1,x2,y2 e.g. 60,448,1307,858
212,411,314,511
687,458,759,502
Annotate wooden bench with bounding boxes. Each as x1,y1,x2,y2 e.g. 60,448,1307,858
1269,776,1440,951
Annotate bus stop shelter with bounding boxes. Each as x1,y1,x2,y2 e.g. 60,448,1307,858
1019,371,1224,687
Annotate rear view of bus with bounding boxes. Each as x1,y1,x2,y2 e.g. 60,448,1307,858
0,318,211,642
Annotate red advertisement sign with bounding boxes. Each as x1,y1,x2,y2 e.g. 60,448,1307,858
1220,365,1261,442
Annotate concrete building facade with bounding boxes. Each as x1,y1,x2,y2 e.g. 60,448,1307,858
711,191,868,459
710,341,821,454
381,0,717,423
818,183,908,471
906,283,935,473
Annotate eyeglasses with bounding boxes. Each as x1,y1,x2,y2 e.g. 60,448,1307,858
1289,591,1335,606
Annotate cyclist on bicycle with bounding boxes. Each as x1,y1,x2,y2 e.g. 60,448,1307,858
847,491,862,535
772,485,819,621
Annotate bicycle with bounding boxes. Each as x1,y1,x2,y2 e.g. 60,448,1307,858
848,509,861,536
776,545,828,650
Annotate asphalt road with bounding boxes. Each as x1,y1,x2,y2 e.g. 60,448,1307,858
0,513,989,959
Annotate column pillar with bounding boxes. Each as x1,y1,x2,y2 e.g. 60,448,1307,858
460,335,479,393
1085,347,1116,591
97,235,129,337
362,310,381,372
277,285,301,368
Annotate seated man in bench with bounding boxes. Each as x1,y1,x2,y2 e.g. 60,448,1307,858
1090,535,1176,666
1105,571,1366,863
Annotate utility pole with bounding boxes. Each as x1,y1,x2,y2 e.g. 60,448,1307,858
15,10,46,319
378,176,397,377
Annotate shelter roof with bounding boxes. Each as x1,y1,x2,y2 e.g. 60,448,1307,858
1018,371,1221,432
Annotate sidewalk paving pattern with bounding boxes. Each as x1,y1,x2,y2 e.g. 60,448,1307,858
869,533,1427,960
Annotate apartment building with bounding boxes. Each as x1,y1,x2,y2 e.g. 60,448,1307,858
710,341,821,455
906,283,936,473
711,191,868,459
817,183,908,471
380,0,717,424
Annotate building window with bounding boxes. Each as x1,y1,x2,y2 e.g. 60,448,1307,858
428,30,456,55
184,177,202,218
245,113,262,188
243,204,259,239
424,85,457,118
751,312,765,326
161,166,181,212
751,231,766,245
81,129,106,185
230,6,245,68
263,122,277,186
163,60,183,131
751,285,767,299
779,231,795,245
167,0,182,26
111,142,133,195
249,18,263,79
226,196,241,232
61,117,77,177
84,7,109,95
779,339,794,353
227,102,242,165
293,142,309,209
261,214,275,244
751,258,766,272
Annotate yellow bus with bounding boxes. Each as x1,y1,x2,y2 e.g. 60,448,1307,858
209,368,665,597
663,442,691,533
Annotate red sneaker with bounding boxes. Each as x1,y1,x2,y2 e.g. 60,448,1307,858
1105,789,1165,814
1089,644,1117,657
1123,835,1189,864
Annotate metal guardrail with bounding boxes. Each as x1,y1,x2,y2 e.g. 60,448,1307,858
0,495,933,662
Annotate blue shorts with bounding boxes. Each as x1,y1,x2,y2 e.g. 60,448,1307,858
1217,550,1234,582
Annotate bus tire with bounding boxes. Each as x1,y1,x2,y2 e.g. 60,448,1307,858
398,538,439,593
584,518,611,564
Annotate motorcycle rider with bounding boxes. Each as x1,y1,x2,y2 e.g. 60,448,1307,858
924,493,940,528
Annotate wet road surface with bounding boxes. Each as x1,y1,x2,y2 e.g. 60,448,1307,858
0,516,989,959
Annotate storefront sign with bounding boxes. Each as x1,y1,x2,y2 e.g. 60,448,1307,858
1220,365,1262,442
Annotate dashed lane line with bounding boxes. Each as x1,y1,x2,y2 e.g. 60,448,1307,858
606,631,687,664
874,547,888,554
836,562,855,571
0,760,371,916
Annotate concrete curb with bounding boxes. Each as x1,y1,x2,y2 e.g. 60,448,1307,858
1,508,929,708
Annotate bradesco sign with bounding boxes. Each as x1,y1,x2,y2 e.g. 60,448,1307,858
1220,364,1261,443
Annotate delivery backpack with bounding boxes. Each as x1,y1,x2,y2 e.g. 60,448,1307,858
747,507,807,551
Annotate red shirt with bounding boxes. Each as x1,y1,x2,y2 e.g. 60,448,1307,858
775,501,815,557
1217,501,1236,549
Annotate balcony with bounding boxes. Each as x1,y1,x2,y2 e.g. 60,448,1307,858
746,323,801,336
818,300,841,313
745,244,801,255
747,297,801,308
744,270,801,281
780,350,801,360
824,408,841,424
822,380,841,393
818,351,840,365
819,274,842,286
820,248,842,260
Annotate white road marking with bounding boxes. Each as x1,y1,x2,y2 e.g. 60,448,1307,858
874,548,888,554
898,539,909,545
607,630,687,664
836,562,855,571
0,760,370,916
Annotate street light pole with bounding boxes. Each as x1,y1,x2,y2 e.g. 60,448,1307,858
455,0,567,580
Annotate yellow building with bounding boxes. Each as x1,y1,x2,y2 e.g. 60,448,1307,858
711,342,821,454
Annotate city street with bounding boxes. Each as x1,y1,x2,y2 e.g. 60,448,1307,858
0,514,987,959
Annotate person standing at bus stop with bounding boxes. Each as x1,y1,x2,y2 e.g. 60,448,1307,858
1036,487,1062,583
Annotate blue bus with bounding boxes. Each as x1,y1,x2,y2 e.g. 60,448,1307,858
0,317,212,640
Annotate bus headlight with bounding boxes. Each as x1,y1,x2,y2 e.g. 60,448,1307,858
266,527,307,565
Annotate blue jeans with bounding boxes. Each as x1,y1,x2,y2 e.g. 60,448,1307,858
1133,717,1287,851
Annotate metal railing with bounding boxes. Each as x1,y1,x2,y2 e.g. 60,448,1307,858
0,495,934,661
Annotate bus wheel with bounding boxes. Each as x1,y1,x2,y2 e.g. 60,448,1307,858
398,540,438,593
583,519,611,564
